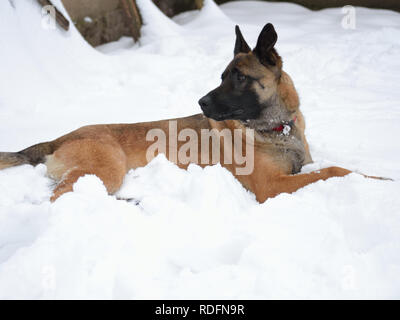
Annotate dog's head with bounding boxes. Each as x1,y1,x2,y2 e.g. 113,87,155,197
199,24,296,129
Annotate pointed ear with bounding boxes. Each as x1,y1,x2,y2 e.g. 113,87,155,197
253,23,278,66
234,25,251,56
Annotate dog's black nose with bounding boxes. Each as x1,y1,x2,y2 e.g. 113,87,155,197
198,96,211,110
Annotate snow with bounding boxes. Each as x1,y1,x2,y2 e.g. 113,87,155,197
83,16,93,24
1,0,400,299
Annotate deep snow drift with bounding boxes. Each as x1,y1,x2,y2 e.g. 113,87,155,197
0,0,400,299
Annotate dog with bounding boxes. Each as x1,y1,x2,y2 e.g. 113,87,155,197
0,23,381,202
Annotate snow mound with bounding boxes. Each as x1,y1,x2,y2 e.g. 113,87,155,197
136,0,182,44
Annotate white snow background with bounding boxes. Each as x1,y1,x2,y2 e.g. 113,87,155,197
0,0,400,299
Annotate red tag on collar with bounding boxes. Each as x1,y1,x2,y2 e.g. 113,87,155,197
272,116,297,132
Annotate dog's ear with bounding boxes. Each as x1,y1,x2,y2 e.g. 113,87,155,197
253,23,278,66
234,25,251,56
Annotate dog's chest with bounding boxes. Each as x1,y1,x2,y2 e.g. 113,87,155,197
263,130,306,174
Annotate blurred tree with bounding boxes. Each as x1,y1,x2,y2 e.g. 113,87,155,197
60,0,203,46
60,0,140,46
153,0,203,17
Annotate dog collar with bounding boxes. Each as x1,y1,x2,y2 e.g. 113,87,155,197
272,116,297,133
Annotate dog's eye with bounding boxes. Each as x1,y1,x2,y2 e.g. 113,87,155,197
237,73,246,82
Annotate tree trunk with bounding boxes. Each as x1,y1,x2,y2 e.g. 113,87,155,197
59,0,204,46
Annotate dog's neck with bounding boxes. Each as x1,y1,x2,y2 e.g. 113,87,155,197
241,93,294,134
238,93,305,173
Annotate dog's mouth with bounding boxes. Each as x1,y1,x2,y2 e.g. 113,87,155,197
204,109,245,121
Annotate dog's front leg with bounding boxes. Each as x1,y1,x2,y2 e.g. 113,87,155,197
256,166,352,203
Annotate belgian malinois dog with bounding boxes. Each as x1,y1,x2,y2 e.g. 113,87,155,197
0,24,382,202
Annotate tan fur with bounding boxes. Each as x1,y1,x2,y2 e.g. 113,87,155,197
279,71,299,111
0,152,30,170
32,103,351,203
0,163,9,170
